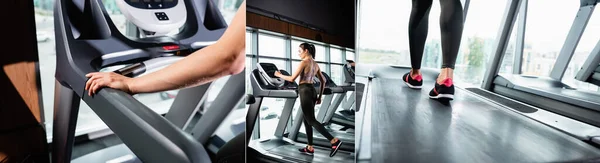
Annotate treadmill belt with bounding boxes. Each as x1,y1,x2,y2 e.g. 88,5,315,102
252,141,354,163
268,144,354,163
370,78,600,162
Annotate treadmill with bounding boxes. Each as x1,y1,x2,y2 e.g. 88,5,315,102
52,0,244,162
246,63,354,163
320,62,357,129
356,64,600,162
481,0,600,144
357,0,600,161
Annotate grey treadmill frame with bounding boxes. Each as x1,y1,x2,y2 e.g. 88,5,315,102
513,0,527,74
165,82,212,129
483,0,600,143
322,92,350,123
189,71,245,144
549,2,596,80
484,0,600,88
342,91,356,110
51,0,229,162
482,0,523,90
355,74,373,162
575,40,600,82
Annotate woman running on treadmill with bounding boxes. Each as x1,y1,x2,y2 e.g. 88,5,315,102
402,0,464,101
274,42,343,157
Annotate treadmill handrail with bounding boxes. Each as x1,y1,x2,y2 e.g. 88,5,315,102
83,88,211,163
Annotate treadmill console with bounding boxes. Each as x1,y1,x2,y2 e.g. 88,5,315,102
313,72,337,87
257,63,286,87
117,0,186,35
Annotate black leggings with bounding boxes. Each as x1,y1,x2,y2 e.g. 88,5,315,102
298,83,334,145
409,0,464,69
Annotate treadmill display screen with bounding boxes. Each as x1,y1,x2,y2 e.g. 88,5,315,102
259,63,279,78
125,0,178,9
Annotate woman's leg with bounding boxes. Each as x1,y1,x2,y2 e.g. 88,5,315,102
428,0,463,100
438,0,463,83
302,118,313,146
408,0,434,75
299,88,335,141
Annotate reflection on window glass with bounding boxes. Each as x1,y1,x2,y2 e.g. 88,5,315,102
346,51,355,61
34,0,243,141
246,32,252,54
522,0,578,77
292,40,326,61
331,48,343,63
259,34,286,58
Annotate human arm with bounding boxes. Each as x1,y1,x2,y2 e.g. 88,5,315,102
85,1,246,96
274,60,306,82
315,67,326,104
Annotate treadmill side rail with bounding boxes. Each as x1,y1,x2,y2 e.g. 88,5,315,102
84,88,211,163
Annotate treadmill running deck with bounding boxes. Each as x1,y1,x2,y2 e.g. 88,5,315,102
366,66,600,162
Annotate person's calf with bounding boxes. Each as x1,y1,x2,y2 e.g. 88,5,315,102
437,68,454,84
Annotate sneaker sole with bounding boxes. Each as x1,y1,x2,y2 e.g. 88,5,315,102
403,81,422,89
429,94,454,100
330,142,342,157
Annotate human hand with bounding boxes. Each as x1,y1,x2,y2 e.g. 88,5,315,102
274,71,282,77
85,72,133,96
316,98,322,104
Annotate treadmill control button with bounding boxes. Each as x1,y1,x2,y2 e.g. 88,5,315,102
155,12,169,21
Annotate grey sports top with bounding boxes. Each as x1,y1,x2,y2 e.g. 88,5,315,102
299,59,317,84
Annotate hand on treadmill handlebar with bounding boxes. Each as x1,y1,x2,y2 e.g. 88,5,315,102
85,72,133,96
274,71,283,78
316,98,322,104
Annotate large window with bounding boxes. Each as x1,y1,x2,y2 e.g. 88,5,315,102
346,51,356,61
521,0,579,77
246,32,252,54
34,0,243,141
259,34,286,58
358,0,505,87
331,64,344,85
246,57,254,94
331,48,344,63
